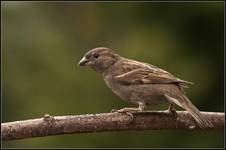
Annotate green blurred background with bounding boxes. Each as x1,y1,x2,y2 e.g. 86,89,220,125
2,1,224,148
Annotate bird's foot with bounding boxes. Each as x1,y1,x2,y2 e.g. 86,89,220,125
111,107,141,113
167,104,177,118
111,107,141,123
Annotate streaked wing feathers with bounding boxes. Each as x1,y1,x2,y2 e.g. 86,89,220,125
115,68,193,86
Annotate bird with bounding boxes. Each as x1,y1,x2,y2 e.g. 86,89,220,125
78,47,213,129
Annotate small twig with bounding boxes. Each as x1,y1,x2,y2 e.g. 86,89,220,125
1,111,224,141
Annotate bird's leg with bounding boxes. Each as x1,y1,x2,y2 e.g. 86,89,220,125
168,104,177,117
138,102,145,111
116,102,145,113
116,107,141,113
168,104,174,110
111,103,145,122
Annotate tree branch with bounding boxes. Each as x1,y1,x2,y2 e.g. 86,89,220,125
2,111,224,141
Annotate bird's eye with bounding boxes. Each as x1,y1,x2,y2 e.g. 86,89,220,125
93,53,99,58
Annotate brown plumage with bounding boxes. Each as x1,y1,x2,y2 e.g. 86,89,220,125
78,47,213,128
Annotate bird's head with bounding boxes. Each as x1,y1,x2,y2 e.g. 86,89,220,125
78,47,120,73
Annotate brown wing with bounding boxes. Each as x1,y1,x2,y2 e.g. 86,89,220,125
115,68,193,86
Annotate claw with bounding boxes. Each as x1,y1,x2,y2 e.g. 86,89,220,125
169,109,177,118
116,111,134,123
168,104,177,118
111,108,138,123
124,111,134,123
110,106,144,123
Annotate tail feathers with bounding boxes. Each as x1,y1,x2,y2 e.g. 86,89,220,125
165,94,214,129
181,96,214,129
182,103,214,129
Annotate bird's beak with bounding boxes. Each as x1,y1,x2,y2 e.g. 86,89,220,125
78,57,89,67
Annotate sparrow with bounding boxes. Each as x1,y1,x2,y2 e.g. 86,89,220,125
78,47,213,128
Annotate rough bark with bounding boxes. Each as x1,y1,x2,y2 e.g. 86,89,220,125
2,111,224,141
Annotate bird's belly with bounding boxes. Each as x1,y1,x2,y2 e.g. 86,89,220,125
104,76,167,105
119,84,167,105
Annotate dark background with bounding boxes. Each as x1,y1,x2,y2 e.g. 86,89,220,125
2,2,224,148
